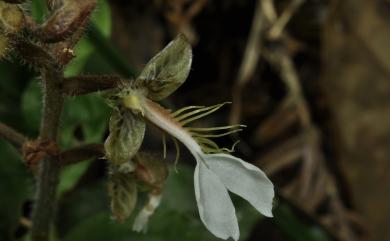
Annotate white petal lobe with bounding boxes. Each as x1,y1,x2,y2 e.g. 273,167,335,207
204,153,274,217
194,160,240,241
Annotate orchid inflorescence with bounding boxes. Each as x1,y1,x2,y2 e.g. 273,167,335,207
104,34,274,241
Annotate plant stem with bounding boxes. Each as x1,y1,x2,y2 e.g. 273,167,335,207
31,67,64,241
0,121,27,148
62,75,122,96
60,143,104,166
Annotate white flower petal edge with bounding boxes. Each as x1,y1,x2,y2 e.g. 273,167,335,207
203,153,274,217
195,160,240,241
142,99,274,240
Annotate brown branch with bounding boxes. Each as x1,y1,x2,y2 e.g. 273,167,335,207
0,122,27,151
60,143,104,166
0,121,27,148
267,0,305,40
230,0,264,124
62,75,123,96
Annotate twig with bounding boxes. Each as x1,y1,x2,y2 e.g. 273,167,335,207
263,48,311,126
268,0,305,40
0,121,27,148
255,135,303,175
230,0,264,124
261,0,278,22
62,75,123,96
60,143,104,166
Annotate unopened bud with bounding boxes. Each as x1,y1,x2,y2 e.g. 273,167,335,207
108,172,138,223
0,2,24,34
104,109,146,166
134,152,168,188
38,0,97,43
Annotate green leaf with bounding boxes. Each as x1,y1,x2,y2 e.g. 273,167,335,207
0,62,28,129
0,141,33,240
57,160,92,195
30,0,48,23
273,204,330,241
64,0,111,77
61,93,111,146
57,179,109,237
21,79,42,133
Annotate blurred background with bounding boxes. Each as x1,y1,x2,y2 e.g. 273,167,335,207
1,0,390,241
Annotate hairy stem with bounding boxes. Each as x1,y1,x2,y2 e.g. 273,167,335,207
31,67,64,241
63,75,123,96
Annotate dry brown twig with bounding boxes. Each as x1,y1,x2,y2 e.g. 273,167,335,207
163,0,208,43
0,121,27,148
230,0,264,125
229,0,369,240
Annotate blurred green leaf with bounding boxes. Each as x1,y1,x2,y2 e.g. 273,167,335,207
87,24,137,78
61,94,111,146
273,204,330,241
58,179,109,236
21,79,42,133
64,0,111,77
30,0,48,23
0,62,30,132
0,141,33,240
57,160,92,195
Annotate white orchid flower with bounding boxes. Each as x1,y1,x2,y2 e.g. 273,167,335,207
104,34,274,240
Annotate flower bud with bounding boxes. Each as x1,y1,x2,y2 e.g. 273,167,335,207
104,109,146,166
0,2,24,34
134,153,168,189
37,0,97,43
108,172,138,223
134,34,192,101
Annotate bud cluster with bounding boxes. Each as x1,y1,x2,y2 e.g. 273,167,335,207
37,0,97,43
0,1,24,57
0,0,97,65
